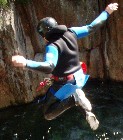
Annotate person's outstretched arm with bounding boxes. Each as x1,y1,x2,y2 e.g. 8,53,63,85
69,3,118,39
12,45,58,74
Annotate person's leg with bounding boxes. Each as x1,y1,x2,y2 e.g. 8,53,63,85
73,89,92,111
73,89,99,130
42,86,99,130
44,94,75,120
42,79,77,120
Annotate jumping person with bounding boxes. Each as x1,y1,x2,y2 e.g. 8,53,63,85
12,3,118,130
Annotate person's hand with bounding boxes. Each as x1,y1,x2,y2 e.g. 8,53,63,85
105,3,118,14
12,55,27,67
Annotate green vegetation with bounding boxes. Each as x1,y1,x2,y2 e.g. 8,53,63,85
0,0,8,6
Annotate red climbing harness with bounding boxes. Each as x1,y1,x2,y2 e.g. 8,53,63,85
36,62,87,91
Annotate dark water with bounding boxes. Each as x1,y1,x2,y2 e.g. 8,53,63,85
0,81,123,140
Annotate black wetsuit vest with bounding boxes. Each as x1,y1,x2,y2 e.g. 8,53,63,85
48,29,81,77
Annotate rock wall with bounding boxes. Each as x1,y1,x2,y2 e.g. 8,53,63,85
0,2,46,108
0,0,123,109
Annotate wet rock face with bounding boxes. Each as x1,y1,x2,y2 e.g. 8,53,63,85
0,0,123,108
0,3,45,108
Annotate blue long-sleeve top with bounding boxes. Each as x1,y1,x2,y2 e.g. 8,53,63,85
26,11,109,72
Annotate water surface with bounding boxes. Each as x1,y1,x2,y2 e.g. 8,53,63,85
0,81,123,140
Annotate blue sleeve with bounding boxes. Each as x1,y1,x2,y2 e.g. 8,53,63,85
26,45,58,73
69,11,109,39
44,45,58,66
88,11,109,27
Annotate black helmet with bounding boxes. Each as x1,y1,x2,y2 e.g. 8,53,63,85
37,17,58,37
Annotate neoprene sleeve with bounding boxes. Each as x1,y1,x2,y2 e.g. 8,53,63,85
26,45,58,73
70,11,109,39
26,60,55,73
